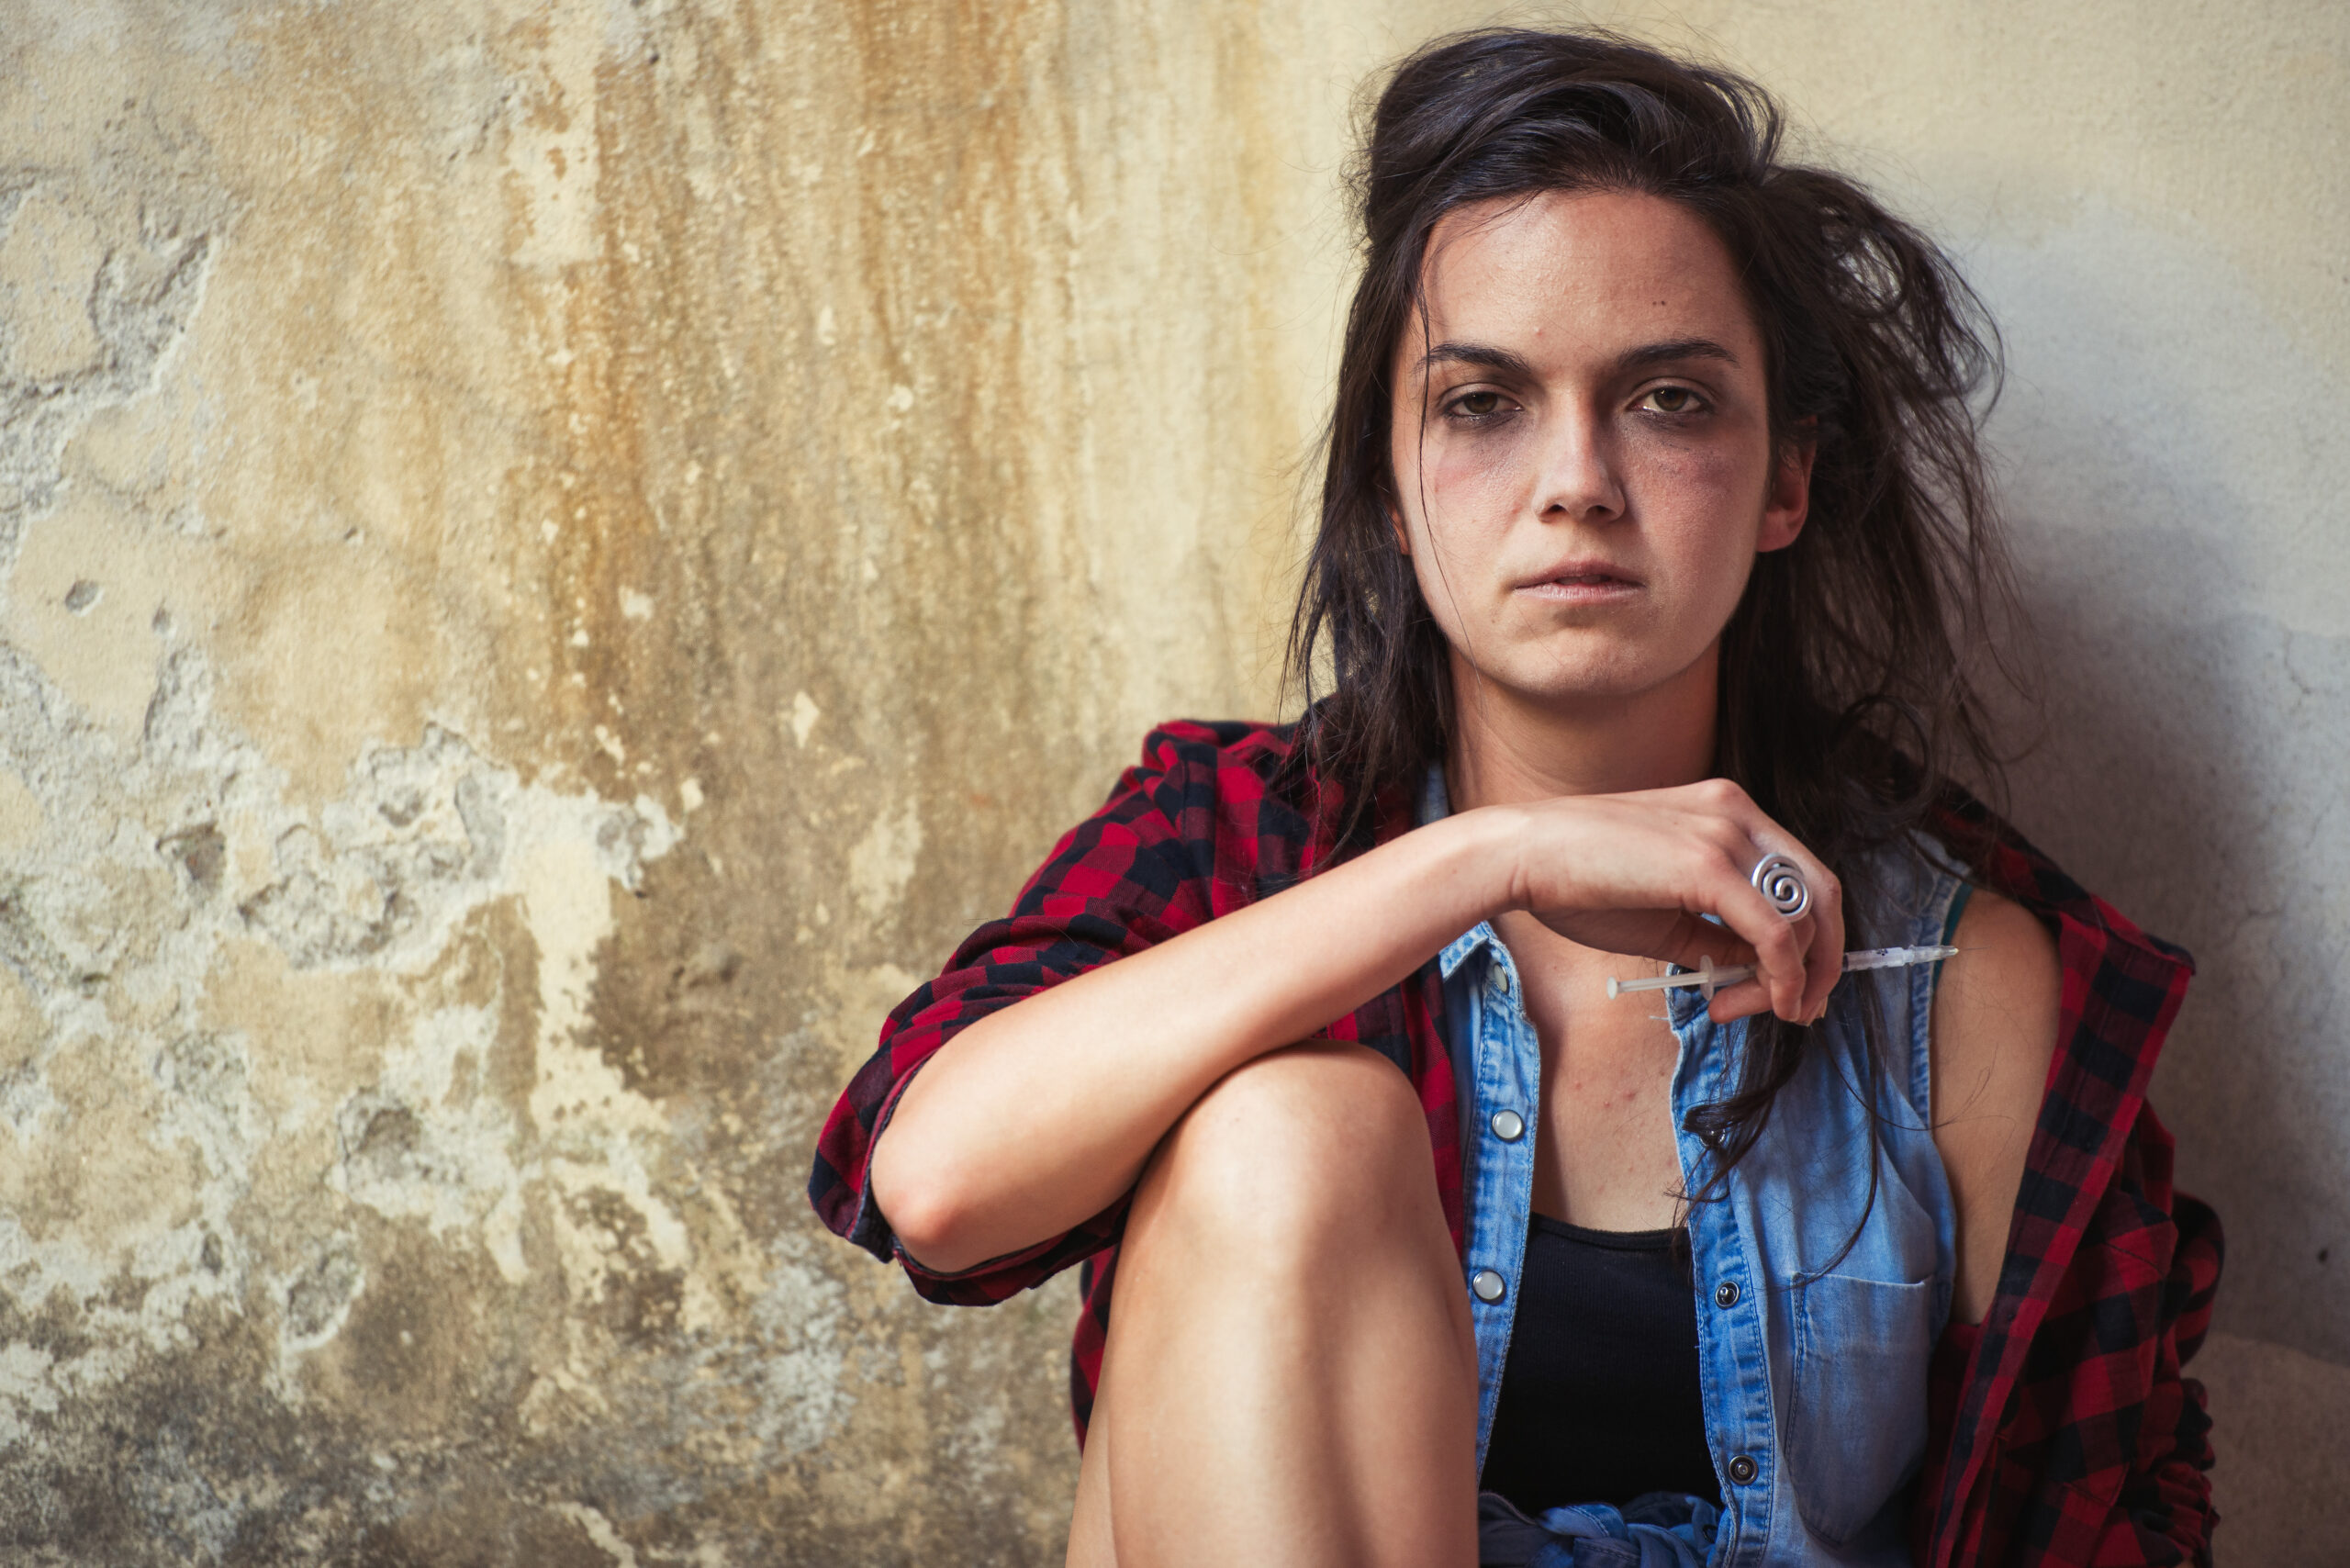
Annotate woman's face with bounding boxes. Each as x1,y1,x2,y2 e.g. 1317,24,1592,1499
1389,188,1809,713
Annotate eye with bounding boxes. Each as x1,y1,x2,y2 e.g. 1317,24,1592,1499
1443,388,1511,421
1638,385,1706,416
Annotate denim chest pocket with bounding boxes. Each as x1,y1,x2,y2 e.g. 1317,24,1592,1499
1785,1272,1937,1547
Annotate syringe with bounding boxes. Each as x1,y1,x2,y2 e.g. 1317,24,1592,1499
1606,945,1960,1001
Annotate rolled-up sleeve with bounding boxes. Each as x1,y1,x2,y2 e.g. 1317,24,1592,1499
807,724,1245,1305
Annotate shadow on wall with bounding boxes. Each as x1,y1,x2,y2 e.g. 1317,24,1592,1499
1965,196,2350,1371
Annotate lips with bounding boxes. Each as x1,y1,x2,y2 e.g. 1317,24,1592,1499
1511,558,1642,592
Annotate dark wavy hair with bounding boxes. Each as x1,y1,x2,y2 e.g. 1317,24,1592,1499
1281,28,2022,1184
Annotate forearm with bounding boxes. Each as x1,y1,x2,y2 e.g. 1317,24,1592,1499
869,806,1520,1274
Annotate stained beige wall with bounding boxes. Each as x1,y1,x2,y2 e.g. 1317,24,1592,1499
0,1,2338,1563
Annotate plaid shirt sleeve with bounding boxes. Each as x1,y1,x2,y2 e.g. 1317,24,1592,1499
1918,801,2224,1568
804,720,1312,1305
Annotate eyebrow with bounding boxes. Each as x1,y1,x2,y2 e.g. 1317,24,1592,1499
1617,337,1740,372
1415,336,1741,378
1415,341,1539,379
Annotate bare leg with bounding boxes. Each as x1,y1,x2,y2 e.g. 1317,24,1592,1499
1065,1041,1477,1568
1065,1372,1116,1566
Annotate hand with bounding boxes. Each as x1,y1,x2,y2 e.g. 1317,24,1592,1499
1493,778,1844,1025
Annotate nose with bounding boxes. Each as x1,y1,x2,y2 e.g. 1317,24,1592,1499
1533,401,1624,524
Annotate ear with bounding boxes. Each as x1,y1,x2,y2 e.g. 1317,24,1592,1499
1757,425,1817,553
1388,498,1413,558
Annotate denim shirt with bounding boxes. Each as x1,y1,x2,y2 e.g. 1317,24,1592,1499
1429,775,1965,1566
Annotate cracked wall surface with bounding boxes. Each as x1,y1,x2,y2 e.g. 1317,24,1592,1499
0,1,2341,1563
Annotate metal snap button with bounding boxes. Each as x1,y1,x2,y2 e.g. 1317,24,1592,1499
1714,1280,1740,1308
1489,1109,1525,1143
1727,1454,1758,1485
1471,1269,1506,1304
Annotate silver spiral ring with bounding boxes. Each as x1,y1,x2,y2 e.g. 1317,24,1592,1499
1750,853,1810,919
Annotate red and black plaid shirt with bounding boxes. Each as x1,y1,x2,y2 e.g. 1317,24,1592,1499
810,720,2222,1566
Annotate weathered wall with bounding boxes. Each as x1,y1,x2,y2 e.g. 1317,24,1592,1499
0,1,2338,1562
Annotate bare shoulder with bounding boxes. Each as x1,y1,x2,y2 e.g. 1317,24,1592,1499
1930,886,2062,1322
1931,888,2061,1125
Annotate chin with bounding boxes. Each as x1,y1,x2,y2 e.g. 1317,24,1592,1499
1449,622,1713,711
1490,658,1672,708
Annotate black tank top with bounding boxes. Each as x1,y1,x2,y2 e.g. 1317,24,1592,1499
1477,1215,1722,1512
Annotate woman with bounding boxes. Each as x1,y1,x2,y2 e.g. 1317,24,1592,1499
811,28,2220,1568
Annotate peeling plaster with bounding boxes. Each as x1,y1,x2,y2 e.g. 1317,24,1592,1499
0,174,215,545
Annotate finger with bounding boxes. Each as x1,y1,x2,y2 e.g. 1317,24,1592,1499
1673,801,1817,1022
1621,916,1775,1022
1648,915,1755,973
1714,868,1812,1023
1796,857,1845,1023
1719,820,1841,1023
1751,844,1841,1022
1705,976,1773,1025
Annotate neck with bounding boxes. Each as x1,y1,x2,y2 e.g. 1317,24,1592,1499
1444,644,1719,810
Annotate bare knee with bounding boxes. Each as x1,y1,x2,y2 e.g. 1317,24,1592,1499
1132,1042,1438,1263
1097,1044,1475,1567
